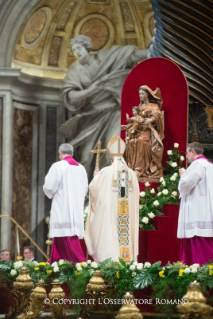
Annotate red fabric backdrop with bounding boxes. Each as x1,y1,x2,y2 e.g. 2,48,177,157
121,57,188,264
121,57,188,167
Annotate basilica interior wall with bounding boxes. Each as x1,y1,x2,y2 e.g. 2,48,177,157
0,73,65,260
12,107,33,258
0,0,154,260
12,0,154,78
0,0,212,261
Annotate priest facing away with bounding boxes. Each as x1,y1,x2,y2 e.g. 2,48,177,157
85,136,140,263
178,142,213,265
43,143,88,263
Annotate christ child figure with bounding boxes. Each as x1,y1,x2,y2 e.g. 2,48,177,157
121,106,142,139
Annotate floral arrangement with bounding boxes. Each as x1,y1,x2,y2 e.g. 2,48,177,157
1,258,213,316
139,143,185,230
84,206,89,228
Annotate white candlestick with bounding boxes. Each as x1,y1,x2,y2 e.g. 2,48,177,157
16,226,20,253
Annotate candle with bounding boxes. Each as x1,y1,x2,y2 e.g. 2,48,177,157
16,226,20,253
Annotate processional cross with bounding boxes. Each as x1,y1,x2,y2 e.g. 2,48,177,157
90,140,107,171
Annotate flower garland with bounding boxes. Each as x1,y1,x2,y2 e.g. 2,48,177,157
139,143,185,230
1,258,213,316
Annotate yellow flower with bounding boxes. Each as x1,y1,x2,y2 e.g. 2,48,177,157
179,269,185,276
74,271,81,277
159,270,165,278
46,270,52,274
46,262,49,265
209,265,213,269
34,267,39,270
177,262,183,265
209,270,213,276
38,262,46,266
116,272,120,279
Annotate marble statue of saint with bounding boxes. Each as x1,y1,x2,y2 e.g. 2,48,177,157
123,85,164,181
60,35,149,181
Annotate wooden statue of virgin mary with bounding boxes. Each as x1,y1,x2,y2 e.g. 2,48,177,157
123,85,164,181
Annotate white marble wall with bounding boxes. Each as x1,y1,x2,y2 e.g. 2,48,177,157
0,67,65,260
0,68,20,250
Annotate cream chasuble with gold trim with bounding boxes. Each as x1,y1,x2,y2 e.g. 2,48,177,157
85,136,140,263
118,171,130,262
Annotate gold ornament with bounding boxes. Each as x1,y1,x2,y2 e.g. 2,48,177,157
16,253,23,261
205,106,213,130
6,267,34,319
116,292,143,319
17,279,47,319
81,270,106,319
49,279,65,319
90,140,107,171
87,270,106,292
14,266,34,290
177,281,212,319
45,214,52,258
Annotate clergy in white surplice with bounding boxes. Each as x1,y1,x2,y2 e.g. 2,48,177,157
85,136,140,263
178,142,213,265
43,143,88,263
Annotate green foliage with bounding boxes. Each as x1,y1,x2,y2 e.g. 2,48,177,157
0,261,13,271
139,144,185,229
133,270,157,289
68,268,93,314
100,259,135,311
133,262,161,289
1,258,213,316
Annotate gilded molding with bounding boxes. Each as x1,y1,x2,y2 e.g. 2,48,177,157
56,1,75,31
22,7,52,49
74,14,115,52
205,106,213,129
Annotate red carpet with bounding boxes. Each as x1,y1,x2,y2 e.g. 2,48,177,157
138,205,181,265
